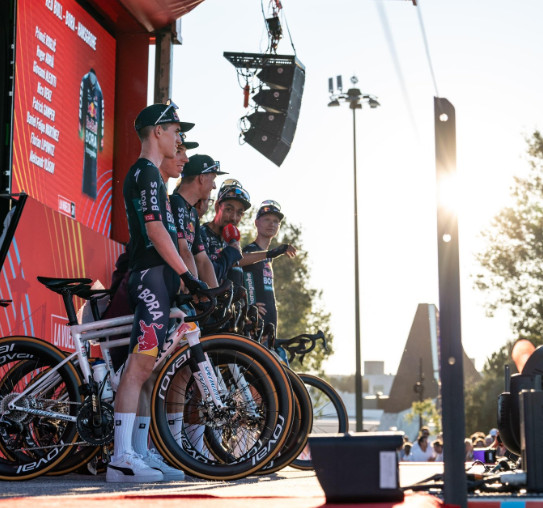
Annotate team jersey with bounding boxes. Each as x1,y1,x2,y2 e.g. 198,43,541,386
242,241,278,329
201,223,243,285
123,158,178,271
169,192,206,256
79,70,104,199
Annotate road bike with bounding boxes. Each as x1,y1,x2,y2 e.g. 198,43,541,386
0,276,294,480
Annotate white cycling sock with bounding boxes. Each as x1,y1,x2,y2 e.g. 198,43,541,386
167,412,184,445
184,423,205,453
113,412,136,459
132,416,151,456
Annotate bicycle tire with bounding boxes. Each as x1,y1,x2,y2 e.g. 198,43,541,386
0,336,82,480
258,368,313,474
150,333,294,480
0,348,102,477
290,373,348,470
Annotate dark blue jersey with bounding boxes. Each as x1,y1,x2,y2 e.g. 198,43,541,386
242,241,277,329
201,223,243,285
123,158,178,271
169,192,206,256
79,70,104,199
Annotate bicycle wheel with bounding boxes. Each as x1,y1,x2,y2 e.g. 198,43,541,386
290,373,348,470
0,336,83,480
258,368,313,474
151,333,294,480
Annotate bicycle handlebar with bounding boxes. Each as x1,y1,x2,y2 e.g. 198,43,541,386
275,330,327,362
184,280,233,323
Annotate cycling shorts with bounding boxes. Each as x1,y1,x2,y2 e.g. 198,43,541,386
128,264,180,357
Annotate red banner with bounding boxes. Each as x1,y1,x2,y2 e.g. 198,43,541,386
0,196,123,350
12,0,116,236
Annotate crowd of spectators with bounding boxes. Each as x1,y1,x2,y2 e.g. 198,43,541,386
399,426,506,462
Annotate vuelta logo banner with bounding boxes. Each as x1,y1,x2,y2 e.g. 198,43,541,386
12,0,116,236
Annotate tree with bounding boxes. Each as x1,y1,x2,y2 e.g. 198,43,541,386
405,398,442,435
239,211,334,374
468,130,543,431
474,131,543,346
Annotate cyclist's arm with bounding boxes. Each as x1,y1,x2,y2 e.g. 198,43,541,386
212,246,242,282
238,250,268,267
195,251,219,288
146,221,189,276
178,237,198,276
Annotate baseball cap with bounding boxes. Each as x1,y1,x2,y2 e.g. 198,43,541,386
217,179,251,210
182,154,228,177
134,100,194,132
256,199,284,220
180,134,199,150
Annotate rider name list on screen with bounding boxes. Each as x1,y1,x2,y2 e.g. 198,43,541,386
13,0,116,236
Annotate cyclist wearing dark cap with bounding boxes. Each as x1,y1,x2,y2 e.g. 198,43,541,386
169,154,226,288
110,101,207,484
200,179,250,285
242,200,296,330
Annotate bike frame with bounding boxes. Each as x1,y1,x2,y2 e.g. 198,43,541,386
6,307,229,425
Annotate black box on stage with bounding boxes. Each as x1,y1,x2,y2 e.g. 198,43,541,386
520,389,543,492
308,432,404,503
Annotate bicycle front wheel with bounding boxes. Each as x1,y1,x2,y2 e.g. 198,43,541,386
151,333,294,480
290,373,348,470
258,368,313,474
0,336,82,480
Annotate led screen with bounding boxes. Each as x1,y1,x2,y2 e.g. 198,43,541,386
12,0,116,236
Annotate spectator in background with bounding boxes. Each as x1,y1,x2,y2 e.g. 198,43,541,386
400,442,413,461
410,434,433,461
465,438,474,461
431,439,443,461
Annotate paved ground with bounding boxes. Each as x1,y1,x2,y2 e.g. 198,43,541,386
0,463,443,500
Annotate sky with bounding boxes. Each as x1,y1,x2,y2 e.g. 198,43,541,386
151,0,543,375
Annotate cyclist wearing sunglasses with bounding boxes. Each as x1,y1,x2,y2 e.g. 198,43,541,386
200,179,251,285
112,102,207,484
169,154,227,289
242,200,297,330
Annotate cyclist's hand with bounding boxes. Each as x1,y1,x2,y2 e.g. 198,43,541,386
255,302,267,318
181,271,208,295
285,244,297,258
267,244,295,259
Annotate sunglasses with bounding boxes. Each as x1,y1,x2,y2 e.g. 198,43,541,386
220,178,243,191
154,99,179,125
259,199,281,210
201,161,221,173
219,186,250,202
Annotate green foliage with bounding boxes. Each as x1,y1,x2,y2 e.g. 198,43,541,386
464,343,514,434
473,130,543,346
239,211,333,374
469,130,543,430
405,398,442,434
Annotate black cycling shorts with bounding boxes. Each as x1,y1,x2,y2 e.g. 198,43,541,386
127,264,180,357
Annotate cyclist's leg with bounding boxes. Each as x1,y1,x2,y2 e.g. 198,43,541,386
108,265,179,483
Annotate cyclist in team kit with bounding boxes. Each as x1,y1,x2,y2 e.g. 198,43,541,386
107,101,207,483
200,179,249,285
169,154,226,288
242,200,297,331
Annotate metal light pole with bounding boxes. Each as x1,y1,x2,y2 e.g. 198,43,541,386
328,76,380,432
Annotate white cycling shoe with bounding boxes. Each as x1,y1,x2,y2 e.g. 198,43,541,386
106,451,164,483
142,449,185,481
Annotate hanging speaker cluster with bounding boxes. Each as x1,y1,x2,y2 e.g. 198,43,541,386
224,52,305,167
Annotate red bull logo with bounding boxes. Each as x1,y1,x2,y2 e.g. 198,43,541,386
137,320,163,354
87,101,97,119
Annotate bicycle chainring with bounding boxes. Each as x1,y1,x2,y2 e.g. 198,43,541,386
76,400,115,446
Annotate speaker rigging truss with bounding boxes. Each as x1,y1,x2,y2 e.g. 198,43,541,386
224,51,305,167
